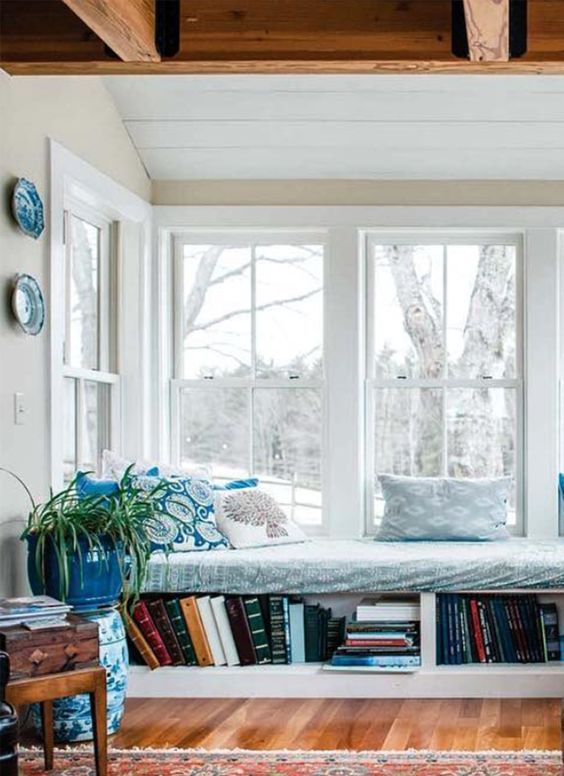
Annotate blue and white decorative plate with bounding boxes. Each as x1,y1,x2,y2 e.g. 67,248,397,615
12,273,45,335
12,177,45,239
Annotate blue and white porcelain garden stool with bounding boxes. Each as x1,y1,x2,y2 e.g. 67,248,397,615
32,607,128,742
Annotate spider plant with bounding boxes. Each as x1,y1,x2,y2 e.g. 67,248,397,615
21,468,164,609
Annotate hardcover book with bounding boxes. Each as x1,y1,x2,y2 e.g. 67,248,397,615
477,599,494,663
530,596,545,663
132,600,172,667
164,599,198,666
210,595,240,666
179,596,214,666
509,598,528,662
197,596,227,666
289,600,306,663
355,596,420,623
282,596,292,664
318,606,330,661
225,597,256,666
243,597,272,664
304,603,321,662
123,610,159,670
326,616,346,661
540,602,560,661
147,599,185,666
331,654,421,667
268,595,288,664
258,594,272,649
483,599,501,663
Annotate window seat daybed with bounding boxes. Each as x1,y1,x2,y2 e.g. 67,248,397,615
143,538,564,595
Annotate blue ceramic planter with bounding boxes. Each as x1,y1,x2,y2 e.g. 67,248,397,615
26,534,123,612
32,607,129,742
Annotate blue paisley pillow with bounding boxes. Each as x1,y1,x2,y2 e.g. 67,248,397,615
132,475,230,552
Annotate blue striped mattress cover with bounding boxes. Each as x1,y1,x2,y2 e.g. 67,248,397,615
142,538,564,594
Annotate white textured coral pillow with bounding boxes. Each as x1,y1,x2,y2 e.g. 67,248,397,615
214,487,308,549
101,450,211,481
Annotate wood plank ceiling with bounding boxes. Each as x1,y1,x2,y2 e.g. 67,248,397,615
2,0,564,74
104,74,564,179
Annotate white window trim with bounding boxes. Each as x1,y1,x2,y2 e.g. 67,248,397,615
153,206,563,540
364,230,524,535
50,141,152,490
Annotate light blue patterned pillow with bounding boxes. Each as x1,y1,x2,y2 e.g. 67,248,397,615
131,475,230,552
376,475,511,542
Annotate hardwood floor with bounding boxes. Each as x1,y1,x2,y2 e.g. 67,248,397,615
109,698,561,751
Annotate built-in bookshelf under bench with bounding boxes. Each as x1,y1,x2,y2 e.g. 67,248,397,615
126,591,564,700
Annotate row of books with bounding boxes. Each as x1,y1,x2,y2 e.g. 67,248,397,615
126,595,346,670
330,596,421,669
437,594,561,665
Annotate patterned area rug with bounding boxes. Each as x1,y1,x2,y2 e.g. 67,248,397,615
17,747,564,775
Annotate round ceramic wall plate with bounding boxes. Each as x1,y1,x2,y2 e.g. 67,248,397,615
12,273,45,335
12,177,45,239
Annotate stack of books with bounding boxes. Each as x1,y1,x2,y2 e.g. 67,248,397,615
127,595,346,670
329,595,421,670
437,594,562,664
0,596,72,630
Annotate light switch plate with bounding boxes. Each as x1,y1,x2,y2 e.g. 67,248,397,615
14,392,26,425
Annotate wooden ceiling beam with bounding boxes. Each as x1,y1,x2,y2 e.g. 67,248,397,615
462,0,509,61
60,0,160,62
6,59,564,76
1,0,564,75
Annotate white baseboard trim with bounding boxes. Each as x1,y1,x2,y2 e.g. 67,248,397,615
127,663,564,699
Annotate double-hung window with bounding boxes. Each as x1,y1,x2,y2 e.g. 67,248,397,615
62,204,119,480
366,234,523,533
171,235,325,529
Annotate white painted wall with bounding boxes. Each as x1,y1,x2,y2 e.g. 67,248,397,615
0,72,150,597
152,179,564,207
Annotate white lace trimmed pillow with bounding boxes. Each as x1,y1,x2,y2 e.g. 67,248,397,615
214,487,309,549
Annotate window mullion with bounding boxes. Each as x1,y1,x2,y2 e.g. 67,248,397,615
76,378,84,469
251,243,257,380
63,210,72,366
442,245,448,476
250,244,257,476
97,225,106,371
249,383,254,477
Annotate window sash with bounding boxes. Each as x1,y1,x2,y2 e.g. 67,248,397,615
173,234,325,382
62,200,118,477
63,202,114,373
62,371,120,477
171,233,327,533
170,377,325,534
364,232,524,536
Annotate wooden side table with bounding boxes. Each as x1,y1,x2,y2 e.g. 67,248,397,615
6,666,107,776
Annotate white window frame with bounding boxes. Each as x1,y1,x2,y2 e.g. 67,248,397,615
169,230,327,534
50,141,152,490
364,231,524,536
61,199,119,477
154,206,564,540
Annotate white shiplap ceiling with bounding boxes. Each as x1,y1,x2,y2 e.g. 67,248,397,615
103,75,564,180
